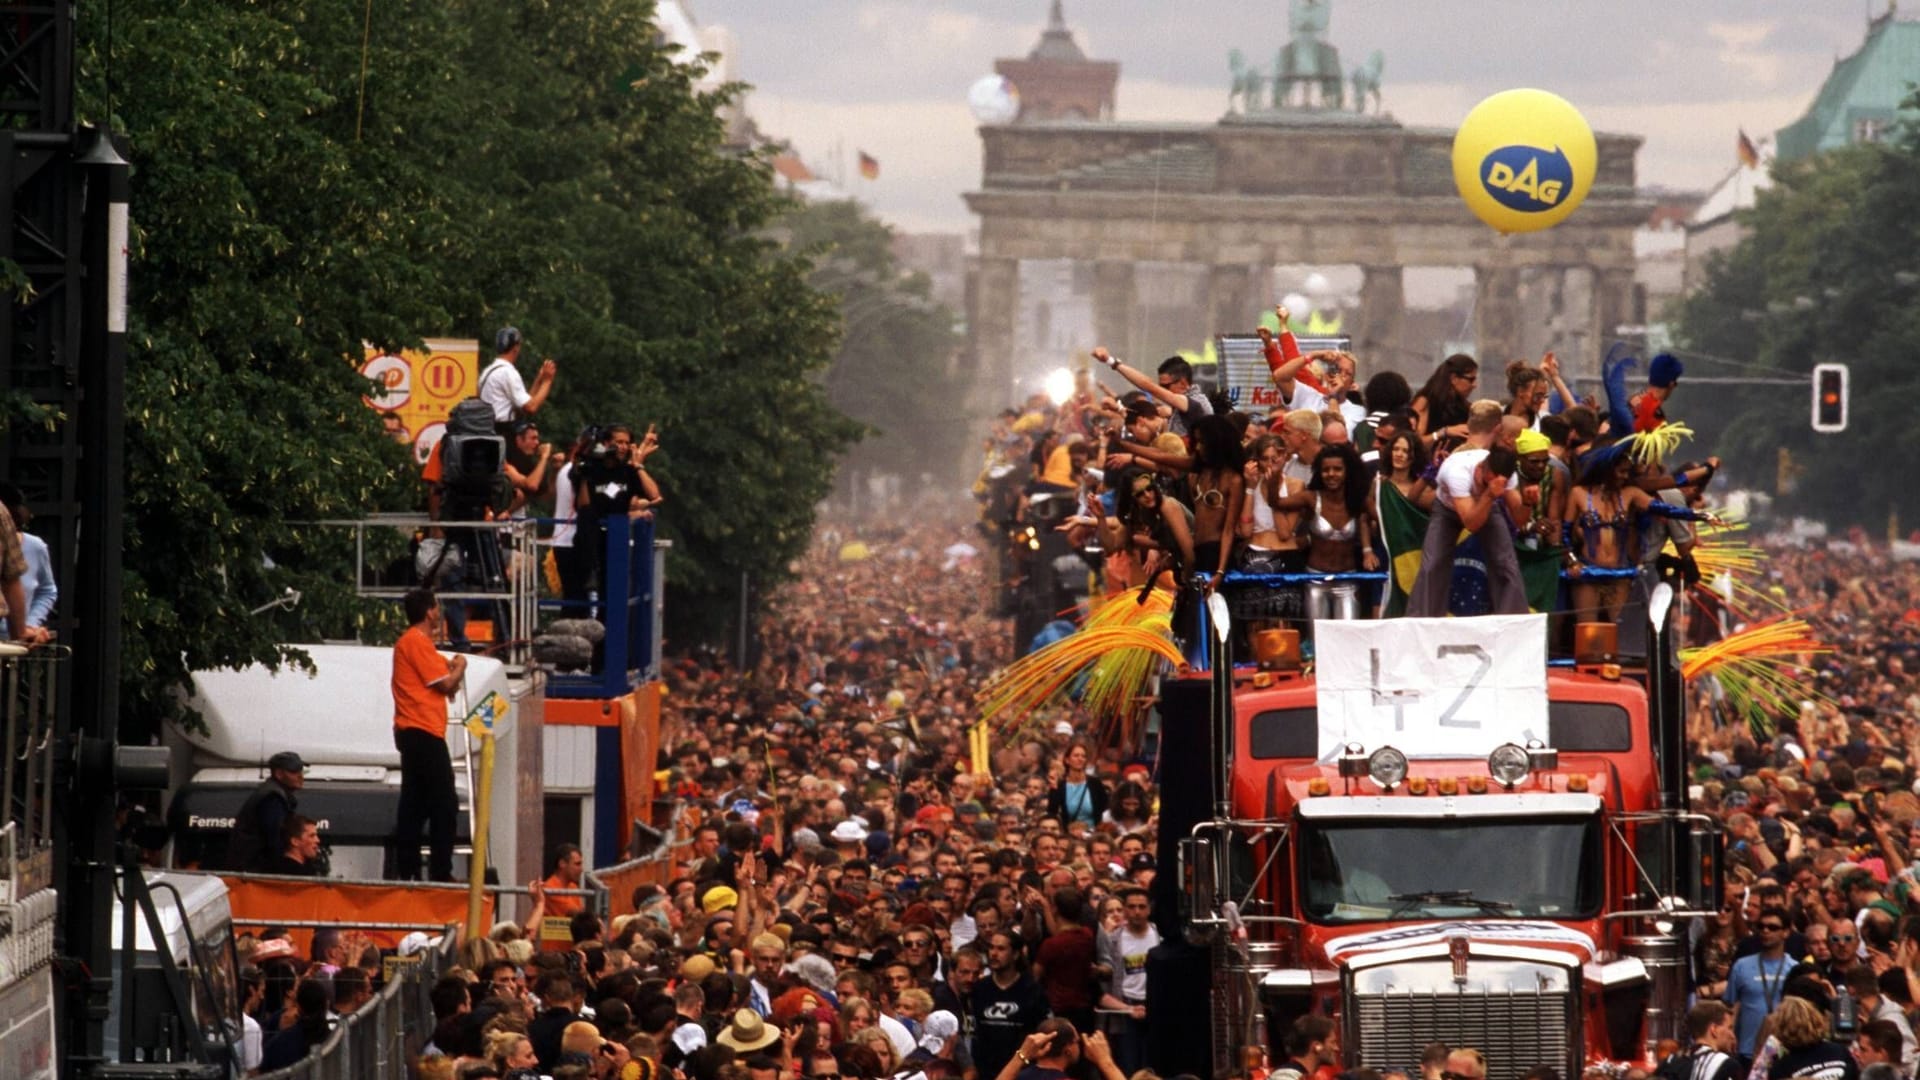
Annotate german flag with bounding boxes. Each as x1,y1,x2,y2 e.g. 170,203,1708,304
1737,129,1759,169
857,151,879,180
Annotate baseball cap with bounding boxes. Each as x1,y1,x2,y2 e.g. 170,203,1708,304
1128,853,1156,874
268,751,307,773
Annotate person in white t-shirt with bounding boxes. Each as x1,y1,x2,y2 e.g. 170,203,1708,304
1097,886,1161,1074
236,965,265,1074
478,326,557,435
1407,400,1528,617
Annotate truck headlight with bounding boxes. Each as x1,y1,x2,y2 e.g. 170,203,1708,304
1488,742,1531,789
1368,746,1408,791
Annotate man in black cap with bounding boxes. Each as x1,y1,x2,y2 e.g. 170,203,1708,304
226,751,306,872
1125,853,1155,888
478,326,558,439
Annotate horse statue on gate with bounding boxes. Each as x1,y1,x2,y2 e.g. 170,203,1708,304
1273,0,1343,109
1350,49,1384,114
1227,49,1267,115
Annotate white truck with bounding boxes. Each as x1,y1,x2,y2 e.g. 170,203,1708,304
160,643,526,885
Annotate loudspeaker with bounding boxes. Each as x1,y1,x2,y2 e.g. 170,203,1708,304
1145,939,1215,1077
1150,675,1216,943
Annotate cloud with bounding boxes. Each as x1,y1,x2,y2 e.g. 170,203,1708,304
1587,91,1814,190
1706,20,1787,87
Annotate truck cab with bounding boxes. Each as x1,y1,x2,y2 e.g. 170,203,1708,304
1165,610,1716,1080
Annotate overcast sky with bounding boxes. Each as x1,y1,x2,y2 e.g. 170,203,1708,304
692,0,1899,235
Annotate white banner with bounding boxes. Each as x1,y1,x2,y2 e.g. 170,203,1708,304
1314,615,1549,761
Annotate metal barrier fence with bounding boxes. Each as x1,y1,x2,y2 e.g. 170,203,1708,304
587,799,693,918
253,922,458,1080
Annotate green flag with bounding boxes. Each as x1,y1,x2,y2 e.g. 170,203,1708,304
1376,479,1427,618
1376,478,1564,616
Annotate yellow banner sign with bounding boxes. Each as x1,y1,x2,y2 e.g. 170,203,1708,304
361,339,480,465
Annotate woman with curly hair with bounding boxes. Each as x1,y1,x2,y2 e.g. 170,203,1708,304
1506,360,1550,427
1269,444,1379,621
1763,994,1853,1080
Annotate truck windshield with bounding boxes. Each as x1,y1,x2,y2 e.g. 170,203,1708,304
1300,815,1602,923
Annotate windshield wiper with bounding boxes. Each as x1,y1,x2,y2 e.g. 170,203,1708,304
1384,890,1517,918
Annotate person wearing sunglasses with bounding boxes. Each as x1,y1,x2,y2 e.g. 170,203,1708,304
1724,915,1794,1061
1823,921,1863,985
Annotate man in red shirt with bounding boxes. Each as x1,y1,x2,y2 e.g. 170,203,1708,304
1033,886,1097,1033
392,588,467,881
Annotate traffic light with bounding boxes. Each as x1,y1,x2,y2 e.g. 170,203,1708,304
1812,362,1848,433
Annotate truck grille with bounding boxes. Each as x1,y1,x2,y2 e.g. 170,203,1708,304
1353,987,1572,1080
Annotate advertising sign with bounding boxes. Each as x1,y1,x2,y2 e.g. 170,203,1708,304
361,339,480,465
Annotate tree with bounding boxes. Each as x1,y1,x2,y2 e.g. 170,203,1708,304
436,1,861,644
779,199,968,505
1674,118,1920,529
76,0,857,736
78,0,476,740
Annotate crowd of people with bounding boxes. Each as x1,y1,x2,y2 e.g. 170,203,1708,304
1008,307,1720,636
1680,543,1920,1080
218,312,1920,1080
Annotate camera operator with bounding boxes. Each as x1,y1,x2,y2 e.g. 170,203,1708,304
420,406,512,652
568,423,662,619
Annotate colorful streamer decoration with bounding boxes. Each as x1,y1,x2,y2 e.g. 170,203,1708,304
979,589,1183,741
1681,616,1830,737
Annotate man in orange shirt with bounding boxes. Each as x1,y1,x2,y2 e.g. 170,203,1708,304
542,843,586,917
393,588,467,881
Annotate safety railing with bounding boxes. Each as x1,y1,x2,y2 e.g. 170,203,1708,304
315,513,668,695
253,922,458,1080
312,515,542,672
0,644,62,994
220,873,605,947
0,644,59,882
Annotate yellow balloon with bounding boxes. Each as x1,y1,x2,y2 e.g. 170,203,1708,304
1451,88,1597,234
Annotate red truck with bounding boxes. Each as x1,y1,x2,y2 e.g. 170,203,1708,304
1150,591,1719,1080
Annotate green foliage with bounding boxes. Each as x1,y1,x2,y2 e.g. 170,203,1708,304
1674,125,1920,528
779,199,967,491
76,0,856,736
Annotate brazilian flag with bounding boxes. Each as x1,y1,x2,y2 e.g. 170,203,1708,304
1376,479,1563,616
1378,479,1427,617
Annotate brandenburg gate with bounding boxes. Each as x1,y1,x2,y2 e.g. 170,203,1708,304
964,4,1649,395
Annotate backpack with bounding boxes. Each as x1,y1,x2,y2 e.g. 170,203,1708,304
439,397,505,503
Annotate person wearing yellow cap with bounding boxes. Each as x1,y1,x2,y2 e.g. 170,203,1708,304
1513,427,1566,553
701,884,739,915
